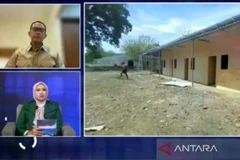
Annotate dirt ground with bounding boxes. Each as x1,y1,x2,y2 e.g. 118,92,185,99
85,71,240,136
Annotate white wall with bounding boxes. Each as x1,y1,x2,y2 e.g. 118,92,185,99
48,5,65,64
0,58,9,68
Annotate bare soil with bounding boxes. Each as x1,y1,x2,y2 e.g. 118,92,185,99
85,71,240,136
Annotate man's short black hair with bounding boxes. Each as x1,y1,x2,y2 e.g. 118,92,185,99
30,21,47,32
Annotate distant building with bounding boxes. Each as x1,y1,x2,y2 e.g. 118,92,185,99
93,54,134,67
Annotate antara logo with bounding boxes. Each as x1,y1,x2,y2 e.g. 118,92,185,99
159,142,218,156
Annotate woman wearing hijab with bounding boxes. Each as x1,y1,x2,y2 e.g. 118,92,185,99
16,81,63,136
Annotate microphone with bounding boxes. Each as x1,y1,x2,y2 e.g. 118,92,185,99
36,106,38,110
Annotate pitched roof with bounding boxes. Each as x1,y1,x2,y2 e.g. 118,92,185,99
93,54,132,64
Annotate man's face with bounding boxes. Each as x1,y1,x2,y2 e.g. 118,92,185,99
28,23,47,44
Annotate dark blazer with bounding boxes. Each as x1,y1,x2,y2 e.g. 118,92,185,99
15,100,63,136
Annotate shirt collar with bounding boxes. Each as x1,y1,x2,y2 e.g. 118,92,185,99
27,43,48,52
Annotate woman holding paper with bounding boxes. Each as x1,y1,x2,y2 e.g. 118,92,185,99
15,81,63,136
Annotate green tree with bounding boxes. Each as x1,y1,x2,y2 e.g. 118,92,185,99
101,50,115,57
85,4,132,49
121,35,160,58
85,47,116,63
85,46,104,63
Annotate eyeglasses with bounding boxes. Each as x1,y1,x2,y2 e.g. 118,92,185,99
31,27,46,33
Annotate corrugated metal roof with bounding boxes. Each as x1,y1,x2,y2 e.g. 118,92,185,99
144,13,240,55
93,55,132,65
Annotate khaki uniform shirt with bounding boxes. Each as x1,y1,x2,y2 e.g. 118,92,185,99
5,45,65,68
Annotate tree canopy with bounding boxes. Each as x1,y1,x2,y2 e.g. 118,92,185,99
85,4,132,49
121,35,160,58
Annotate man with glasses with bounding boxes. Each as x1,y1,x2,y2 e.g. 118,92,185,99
5,21,65,68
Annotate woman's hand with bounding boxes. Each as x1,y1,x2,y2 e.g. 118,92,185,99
27,128,43,136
